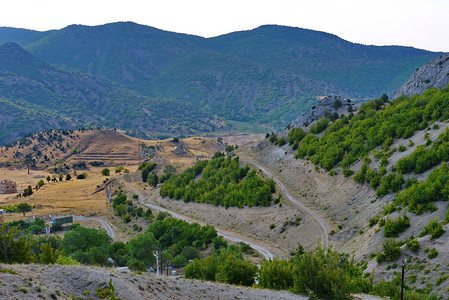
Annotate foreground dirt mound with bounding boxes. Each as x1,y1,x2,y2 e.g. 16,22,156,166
0,263,304,300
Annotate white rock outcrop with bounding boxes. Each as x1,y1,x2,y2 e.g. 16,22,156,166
393,53,449,99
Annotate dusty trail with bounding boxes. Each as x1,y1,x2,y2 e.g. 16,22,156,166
73,215,115,239
241,144,330,248
121,180,275,260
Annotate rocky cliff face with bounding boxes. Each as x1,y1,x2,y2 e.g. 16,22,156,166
393,53,449,99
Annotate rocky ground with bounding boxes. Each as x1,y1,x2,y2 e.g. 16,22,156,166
0,263,306,300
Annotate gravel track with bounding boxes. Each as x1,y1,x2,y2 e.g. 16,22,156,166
121,181,275,260
242,144,330,248
73,215,115,239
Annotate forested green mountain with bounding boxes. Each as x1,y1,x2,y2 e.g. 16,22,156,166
0,27,52,46
0,22,442,142
0,22,440,126
0,42,221,144
207,25,439,95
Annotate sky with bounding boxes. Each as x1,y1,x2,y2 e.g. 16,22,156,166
1,0,448,52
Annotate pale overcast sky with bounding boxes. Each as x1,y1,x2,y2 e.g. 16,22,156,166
1,0,448,52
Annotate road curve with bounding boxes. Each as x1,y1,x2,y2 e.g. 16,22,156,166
122,181,275,260
242,145,330,249
73,216,115,239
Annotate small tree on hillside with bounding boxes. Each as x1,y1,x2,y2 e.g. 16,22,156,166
148,172,159,187
17,203,32,216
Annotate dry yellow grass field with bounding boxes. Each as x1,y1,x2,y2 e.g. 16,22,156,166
0,130,224,228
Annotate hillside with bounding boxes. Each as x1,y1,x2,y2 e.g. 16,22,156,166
0,22,442,132
393,52,449,99
252,53,449,296
0,263,306,300
0,42,223,145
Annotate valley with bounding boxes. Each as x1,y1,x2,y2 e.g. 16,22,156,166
0,21,448,300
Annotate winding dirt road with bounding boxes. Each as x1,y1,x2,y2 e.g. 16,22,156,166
241,145,330,249
121,181,275,260
73,215,115,239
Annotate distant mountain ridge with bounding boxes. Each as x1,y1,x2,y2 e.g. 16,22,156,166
0,42,221,145
0,22,443,143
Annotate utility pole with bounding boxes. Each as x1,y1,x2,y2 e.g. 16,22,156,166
401,258,407,300
153,251,160,276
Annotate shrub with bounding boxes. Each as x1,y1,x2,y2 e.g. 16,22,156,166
419,217,445,239
382,238,402,261
269,223,275,230
310,118,329,134
428,248,438,259
101,168,110,176
278,137,286,146
292,246,373,298
383,214,410,237
369,216,380,227
376,252,386,263
258,258,294,290
382,203,396,216
115,165,126,173
76,172,88,179
185,248,257,286
406,239,420,252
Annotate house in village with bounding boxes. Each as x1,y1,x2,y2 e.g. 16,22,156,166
0,179,17,194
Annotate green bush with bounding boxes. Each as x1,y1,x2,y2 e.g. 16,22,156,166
258,258,294,290
184,248,257,286
419,217,445,239
406,239,420,251
310,118,329,134
428,248,438,259
139,162,157,182
292,246,373,299
383,214,410,237
278,137,286,146
382,238,402,261
288,128,306,147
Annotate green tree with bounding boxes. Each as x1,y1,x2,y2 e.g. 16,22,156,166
126,231,156,267
60,226,111,265
17,203,32,216
0,224,35,264
39,242,59,264
259,258,294,290
101,168,110,176
148,172,159,187
215,249,258,286
22,185,33,197
37,179,45,188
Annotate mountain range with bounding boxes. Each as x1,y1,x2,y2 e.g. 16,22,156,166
0,22,444,145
